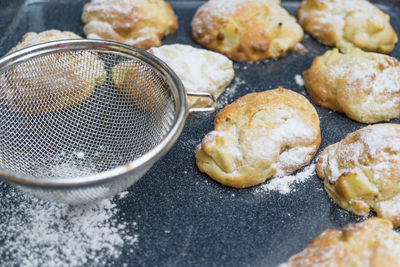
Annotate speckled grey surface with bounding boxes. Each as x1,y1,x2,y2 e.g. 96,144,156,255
0,0,399,266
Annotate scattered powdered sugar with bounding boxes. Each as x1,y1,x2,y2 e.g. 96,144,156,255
255,164,316,195
294,74,304,87
117,191,129,199
218,76,246,108
180,137,203,153
0,184,138,267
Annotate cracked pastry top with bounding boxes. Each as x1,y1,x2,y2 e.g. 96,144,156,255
191,0,304,62
317,124,400,227
303,48,400,123
297,0,398,53
195,88,321,188
81,0,178,50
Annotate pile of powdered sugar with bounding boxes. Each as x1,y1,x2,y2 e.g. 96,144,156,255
46,162,96,177
0,183,138,267
254,164,316,195
294,74,304,87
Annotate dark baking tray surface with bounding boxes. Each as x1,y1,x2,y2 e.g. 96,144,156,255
0,0,400,266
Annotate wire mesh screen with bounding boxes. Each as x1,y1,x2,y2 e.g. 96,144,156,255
0,49,176,179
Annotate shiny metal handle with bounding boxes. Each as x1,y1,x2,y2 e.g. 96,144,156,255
187,92,217,113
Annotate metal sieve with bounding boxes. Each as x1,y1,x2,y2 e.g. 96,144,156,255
0,39,216,204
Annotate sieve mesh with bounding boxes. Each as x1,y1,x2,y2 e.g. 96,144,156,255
0,48,176,180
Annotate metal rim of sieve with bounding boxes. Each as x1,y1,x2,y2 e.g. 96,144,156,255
0,39,215,190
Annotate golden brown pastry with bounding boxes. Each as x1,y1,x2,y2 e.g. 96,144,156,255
297,0,398,53
191,0,304,62
148,44,234,108
195,88,321,188
1,30,106,114
303,48,400,123
280,217,400,267
81,0,178,50
317,124,400,226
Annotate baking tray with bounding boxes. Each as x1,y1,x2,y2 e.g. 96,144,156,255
0,0,399,266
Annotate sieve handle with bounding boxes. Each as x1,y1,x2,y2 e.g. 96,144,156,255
187,92,217,113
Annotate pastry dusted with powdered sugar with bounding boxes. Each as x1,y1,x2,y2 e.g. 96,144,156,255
191,0,304,62
317,124,400,226
297,0,398,53
148,44,234,108
81,0,178,50
303,48,400,123
280,218,400,266
195,88,321,188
